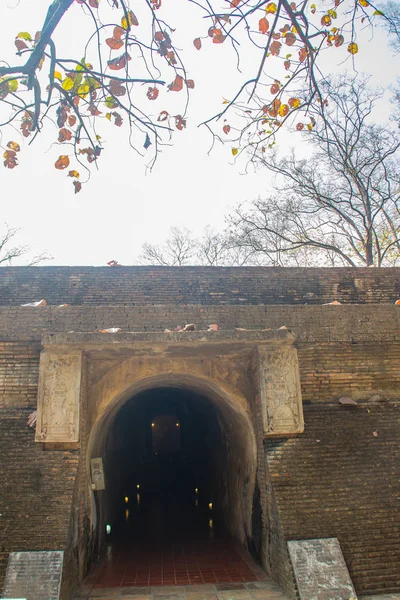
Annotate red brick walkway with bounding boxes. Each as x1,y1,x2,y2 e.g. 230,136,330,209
85,536,267,588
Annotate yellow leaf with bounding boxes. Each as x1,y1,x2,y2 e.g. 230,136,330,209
232,147,239,156
77,82,90,97
106,112,112,121
7,79,18,93
62,77,74,91
347,41,358,54
373,9,384,15
54,71,62,81
222,98,230,104
7,141,20,152
289,97,301,108
121,10,139,29
17,31,32,41
266,2,277,13
278,104,289,117
307,123,313,131
68,169,80,178
359,0,369,5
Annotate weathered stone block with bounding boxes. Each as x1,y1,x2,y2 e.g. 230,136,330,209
288,538,357,600
2,550,63,600
258,343,304,437
35,350,82,443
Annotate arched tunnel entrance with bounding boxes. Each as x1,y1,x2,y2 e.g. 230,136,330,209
86,378,267,588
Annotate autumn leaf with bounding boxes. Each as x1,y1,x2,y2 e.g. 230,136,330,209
284,60,291,70
265,2,277,13
109,79,126,96
268,98,281,117
58,128,72,142
186,79,195,89
105,95,118,108
108,53,131,71
114,26,125,40
296,123,304,130
231,147,239,156
259,17,269,34
270,41,282,56
223,124,231,135
168,75,184,92
15,39,28,52
175,115,186,130
106,37,124,50
21,116,33,138
348,42,358,54
68,170,80,178
212,29,226,44
321,15,331,26
17,32,32,41
55,155,70,170
62,77,75,91
158,110,169,121
270,82,280,94
288,97,301,108
121,10,139,29
334,34,344,47
285,32,296,46
278,104,289,117
230,0,241,6
298,46,307,62
193,38,202,50
7,141,20,152
359,0,369,5
147,86,159,100
73,180,82,194
3,150,18,169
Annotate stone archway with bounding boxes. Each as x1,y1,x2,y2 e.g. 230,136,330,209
86,373,258,562
34,329,304,592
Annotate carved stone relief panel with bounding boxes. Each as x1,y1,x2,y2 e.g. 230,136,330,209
35,350,82,443
258,343,304,436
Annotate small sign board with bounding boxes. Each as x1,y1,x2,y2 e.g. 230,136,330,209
288,538,357,600
90,457,105,490
2,551,63,600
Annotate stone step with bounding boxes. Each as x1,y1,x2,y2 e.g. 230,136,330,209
73,580,291,600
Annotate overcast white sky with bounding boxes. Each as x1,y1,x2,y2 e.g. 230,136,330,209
0,0,399,266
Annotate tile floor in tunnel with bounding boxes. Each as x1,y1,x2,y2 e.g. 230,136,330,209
77,488,276,595
82,536,267,588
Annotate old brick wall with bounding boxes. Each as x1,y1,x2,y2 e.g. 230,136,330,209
1,268,400,597
0,409,79,593
0,342,40,409
1,266,400,305
265,403,400,596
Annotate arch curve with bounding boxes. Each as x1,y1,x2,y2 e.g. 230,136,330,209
86,372,258,556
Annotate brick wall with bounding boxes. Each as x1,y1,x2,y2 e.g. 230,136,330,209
0,343,40,409
0,410,79,594
1,266,400,305
0,270,400,597
265,404,400,595
298,341,400,402
0,304,399,342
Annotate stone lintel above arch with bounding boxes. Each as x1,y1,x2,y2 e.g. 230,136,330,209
36,328,303,444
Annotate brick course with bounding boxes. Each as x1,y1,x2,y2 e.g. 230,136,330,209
0,266,400,306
